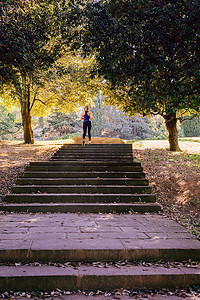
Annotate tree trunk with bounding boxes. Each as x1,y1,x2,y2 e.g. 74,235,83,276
164,112,180,151
20,77,34,144
21,101,34,144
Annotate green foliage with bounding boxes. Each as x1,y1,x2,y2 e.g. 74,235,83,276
55,132,80,140
182,117,200,137
47,109,81,136
0,0,65,85
0,105,15,139
76,0,200,150
0,0,75,143
80,0,200,118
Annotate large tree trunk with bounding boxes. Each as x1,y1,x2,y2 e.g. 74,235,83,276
21,102,34,144
164,112,180,151
20,77,34,144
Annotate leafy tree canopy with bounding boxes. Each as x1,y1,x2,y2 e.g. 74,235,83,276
82,0,200,115
77,0,200,150
0,0,84,143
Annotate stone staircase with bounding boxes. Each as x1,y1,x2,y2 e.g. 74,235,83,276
2,144,161,213
0,143,200,293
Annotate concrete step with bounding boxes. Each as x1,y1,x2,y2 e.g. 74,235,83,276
59,145,132,150
58,148,132,151
11,185,152,194
57,150,133,154
50,157,134,161
52,153,133,157
4,193,156,203
0,202,161,213
54,152,133,156
55,150,133,155
30,161,141,166
21,171,146,179
16,178,149,186
60,144,131,147
0,265,199,292
0,213,199,264
25,165,143,172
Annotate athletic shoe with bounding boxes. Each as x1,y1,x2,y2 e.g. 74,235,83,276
82,140,85,146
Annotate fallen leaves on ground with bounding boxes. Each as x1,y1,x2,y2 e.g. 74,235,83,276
132,139,200,237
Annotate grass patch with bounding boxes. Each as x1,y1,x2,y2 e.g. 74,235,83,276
179,138,200,143
182,153,200,161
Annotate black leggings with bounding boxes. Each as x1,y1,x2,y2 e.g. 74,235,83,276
83,121,91,141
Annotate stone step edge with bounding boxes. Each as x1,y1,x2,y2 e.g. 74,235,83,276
12,185,151,188
0,202,162,213
11,188,152,195
25,167,144,171
60,144,131,146
30,162,141,166
12,184,152,189
0,265,199,292
21,172,146,178
17,178,149,182
50,159,134,161
5,194,156,203
0,246,199,263
54,152,133,154
54,152,134,155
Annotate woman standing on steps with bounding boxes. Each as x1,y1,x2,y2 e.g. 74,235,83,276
80,105,94,146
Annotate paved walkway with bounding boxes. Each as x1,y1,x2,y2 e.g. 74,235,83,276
0,212,199,252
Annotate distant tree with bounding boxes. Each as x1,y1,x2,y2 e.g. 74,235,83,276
91,92,103,137
0,105,15,139
102,106,153,140
182,117,200,137
80,0,200,150
0,1,67,143
47,109,81,136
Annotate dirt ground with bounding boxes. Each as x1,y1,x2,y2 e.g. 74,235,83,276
131,139,200,237
0,138,199,237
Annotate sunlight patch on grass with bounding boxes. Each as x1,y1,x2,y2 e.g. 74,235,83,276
125,139,200,154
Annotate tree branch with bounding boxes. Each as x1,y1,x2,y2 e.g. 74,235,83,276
30,98,47,111
30,88,39,111
178,114,199,123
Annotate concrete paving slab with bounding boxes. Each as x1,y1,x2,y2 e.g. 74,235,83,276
31,238,69,250
146,232,197,239
65,238,125,250
79,226,122,233
66,232,149,239
28,226,81,233
0,239,33,250
121,238,200,249
0,213,200,261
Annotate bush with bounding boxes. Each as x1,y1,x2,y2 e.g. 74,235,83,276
0,105,15,139
55,132,80,140
182,117,200,137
